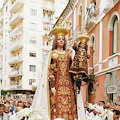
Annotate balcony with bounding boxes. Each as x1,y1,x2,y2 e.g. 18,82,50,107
9,84,23,90
42,1,55,12
85,6,100,31
9,68,23,77
9,25,23,37
8,56,23,65
0,26,3,35
10,0,24,13
9,12,24,26
10,40,23,52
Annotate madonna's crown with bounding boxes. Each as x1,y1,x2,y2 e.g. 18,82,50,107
78,32,89,43
51,22,69,37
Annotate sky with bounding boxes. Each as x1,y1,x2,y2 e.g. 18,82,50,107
0,0,4,8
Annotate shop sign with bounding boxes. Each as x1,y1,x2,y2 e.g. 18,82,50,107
107,85,117,94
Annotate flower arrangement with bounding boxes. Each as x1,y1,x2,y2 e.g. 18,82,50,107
10,104,113,120
10,106,50,120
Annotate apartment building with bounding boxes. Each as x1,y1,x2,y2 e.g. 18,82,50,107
55,0,120,103
0,0,68,99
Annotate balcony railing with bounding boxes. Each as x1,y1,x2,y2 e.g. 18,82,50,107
84,5,100,31
10,40,23,52
9,12,24,26
9,84,23,90
9,56,23,64
9,68,23,77
9,26,23,42
9,25,23,36
10,0,24,13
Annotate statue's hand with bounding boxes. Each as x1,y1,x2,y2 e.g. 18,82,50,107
48,75,55,81
51,87,56,96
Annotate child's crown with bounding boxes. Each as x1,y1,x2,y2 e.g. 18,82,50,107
78,32,89,43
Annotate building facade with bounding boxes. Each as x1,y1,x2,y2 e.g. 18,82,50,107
0,0,68,99
55,0,120,104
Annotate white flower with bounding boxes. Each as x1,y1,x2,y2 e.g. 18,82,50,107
24,108,30,116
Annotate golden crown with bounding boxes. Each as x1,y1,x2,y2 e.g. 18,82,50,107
51,22,69,37
78,32,89,43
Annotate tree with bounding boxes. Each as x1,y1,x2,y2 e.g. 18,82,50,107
1,89,8,96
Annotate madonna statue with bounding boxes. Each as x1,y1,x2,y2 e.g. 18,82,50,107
32,23,86,120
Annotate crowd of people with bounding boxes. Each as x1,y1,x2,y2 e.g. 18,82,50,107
0,98,32,120
84,101,120,120
0,98,120,120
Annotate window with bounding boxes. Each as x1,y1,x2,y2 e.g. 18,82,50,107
30,23,36,30
112,16,118,54
30,40,36,44
29,79,36,85
29,65,36,72
30,9,37,16
30,53,36,57
30,37,36,44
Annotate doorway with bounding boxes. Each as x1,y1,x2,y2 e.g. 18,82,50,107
88,83,95,103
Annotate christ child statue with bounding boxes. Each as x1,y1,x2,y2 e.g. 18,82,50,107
69,33,90,93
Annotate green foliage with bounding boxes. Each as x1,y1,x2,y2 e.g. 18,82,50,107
1,89,8,96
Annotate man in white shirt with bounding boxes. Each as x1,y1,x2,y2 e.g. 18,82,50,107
0,103,8,120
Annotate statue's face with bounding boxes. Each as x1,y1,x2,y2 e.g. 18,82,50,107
80,42,86,49
57,36,65,48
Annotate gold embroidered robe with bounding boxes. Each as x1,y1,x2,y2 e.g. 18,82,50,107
49,50,77,120
69,47,88,75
